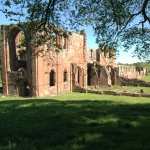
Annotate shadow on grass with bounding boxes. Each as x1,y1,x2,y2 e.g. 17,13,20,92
0,99,150,150
0,87,2,95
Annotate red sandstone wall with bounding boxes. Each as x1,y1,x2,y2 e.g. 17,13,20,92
118,65,146,79
34,32,87,96
87,49,116,68
87,48,117,87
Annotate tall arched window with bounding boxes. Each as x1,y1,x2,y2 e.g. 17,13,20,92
49,70,56,86
63,37,68,49
64,70,68,82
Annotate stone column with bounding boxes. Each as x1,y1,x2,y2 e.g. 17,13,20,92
1,26,9,95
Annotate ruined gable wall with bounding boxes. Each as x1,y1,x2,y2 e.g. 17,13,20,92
34,32,87,96
87,49,116,67
87,48,118,87
99,52,116,67
1,24,87,97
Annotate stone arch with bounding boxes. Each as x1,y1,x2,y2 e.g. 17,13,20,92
71,64,84,89
4,25,32,96
7,25,28,71
63,69,68,82
49,69,56,86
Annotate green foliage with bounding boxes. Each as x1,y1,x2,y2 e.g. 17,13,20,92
133,61,150,72
0,0,72,29
121,28,150,59
0,0,150,58
70,0,150,59
0,69,1,88
0,0,72,48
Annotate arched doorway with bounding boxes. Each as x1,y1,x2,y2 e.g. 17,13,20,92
49,69,56,86
71,64,84,90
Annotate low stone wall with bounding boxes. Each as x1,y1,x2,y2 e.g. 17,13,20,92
76,88,150,98
118,65,146,80
120,77,150,87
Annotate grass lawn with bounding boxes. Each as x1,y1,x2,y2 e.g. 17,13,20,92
0,70,2,88
0,93,150,150
143,75,150,82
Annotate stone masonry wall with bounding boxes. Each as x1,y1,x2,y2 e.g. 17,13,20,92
87,48,118,87
33,32,87,96
1,24,87,97
118,65,146,80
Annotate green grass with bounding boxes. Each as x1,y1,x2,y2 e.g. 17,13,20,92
143,75,150,82
0,93,150,150
0,69,2,88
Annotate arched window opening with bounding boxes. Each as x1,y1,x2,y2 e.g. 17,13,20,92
64,70,68,82
49,70,56,86
56,34,62,48
56,34,68,49
63,37,68,49
8,28,27,71
15,31,26,61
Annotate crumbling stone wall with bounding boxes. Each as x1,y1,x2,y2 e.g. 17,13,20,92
32,32,87,96
118,65,146,80
0,25,32,96
1,24,147,97
1,24,87,97
87,48,118,87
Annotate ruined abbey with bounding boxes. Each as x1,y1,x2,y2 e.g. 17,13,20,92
0,25,147,97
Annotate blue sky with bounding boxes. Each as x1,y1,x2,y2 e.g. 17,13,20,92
85,26,139,64
0,12,139,64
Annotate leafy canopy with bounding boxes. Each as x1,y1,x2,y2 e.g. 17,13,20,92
0,0,150,59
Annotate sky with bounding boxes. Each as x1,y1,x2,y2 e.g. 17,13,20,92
0,12,140,64
85,26,139,64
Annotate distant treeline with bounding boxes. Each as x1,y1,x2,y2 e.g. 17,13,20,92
133,62,150,73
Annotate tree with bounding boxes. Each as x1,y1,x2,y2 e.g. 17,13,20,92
0,0,150,59
0,0,72,44
0,0,72,95
0,0,69,26
70,0,150,59
121,27,150,59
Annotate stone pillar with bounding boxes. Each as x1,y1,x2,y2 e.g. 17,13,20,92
84,64,88,92
83,32,88,90
1,26,9,95
31,50,38,96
